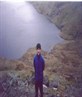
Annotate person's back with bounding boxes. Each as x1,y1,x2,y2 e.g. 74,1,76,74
33,43,45,97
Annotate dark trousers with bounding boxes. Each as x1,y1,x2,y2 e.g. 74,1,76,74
35,80,43,97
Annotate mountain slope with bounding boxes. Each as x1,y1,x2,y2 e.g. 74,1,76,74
31,2,82,40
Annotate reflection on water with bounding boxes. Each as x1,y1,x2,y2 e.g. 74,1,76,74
0,1,63,59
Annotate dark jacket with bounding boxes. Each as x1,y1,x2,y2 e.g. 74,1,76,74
34,54,45,81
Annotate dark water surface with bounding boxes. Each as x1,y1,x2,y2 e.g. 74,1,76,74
0,1,63,59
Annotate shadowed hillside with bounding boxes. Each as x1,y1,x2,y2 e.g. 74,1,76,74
31,2,82,40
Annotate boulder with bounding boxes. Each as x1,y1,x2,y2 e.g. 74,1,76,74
43,75,49,87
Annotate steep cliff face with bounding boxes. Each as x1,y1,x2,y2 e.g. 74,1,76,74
31,2,82,40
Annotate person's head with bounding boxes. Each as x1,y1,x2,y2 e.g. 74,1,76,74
36,43,41,55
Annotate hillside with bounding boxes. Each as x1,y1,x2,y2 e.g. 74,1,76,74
31,2,82,40
0,45,82,97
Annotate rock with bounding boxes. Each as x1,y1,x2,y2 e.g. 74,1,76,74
50,80,59,89
28,74,35,85
47,94,55,97
43,84,48,88
43,75,49,87
56,94,61,97
0,82,4,93
64,74,75,81
11,79,18,87
43,84,48,94
0,72,29,97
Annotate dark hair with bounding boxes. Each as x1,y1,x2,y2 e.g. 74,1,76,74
36,43,41,50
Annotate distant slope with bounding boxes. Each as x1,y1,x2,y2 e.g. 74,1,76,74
31,2,82,40
0,57,26,71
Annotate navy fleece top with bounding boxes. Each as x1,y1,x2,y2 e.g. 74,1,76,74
33,54,45,81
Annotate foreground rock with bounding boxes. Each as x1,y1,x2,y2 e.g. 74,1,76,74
0,67,82,97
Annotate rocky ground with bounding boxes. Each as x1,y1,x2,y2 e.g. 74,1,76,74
0,42,82,97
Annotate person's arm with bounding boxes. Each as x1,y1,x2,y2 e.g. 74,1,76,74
33,58,35,69
43,58,45,71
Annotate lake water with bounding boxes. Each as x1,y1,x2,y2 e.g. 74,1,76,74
0,1,63,59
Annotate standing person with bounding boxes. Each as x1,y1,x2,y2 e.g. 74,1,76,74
33,43,45,97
